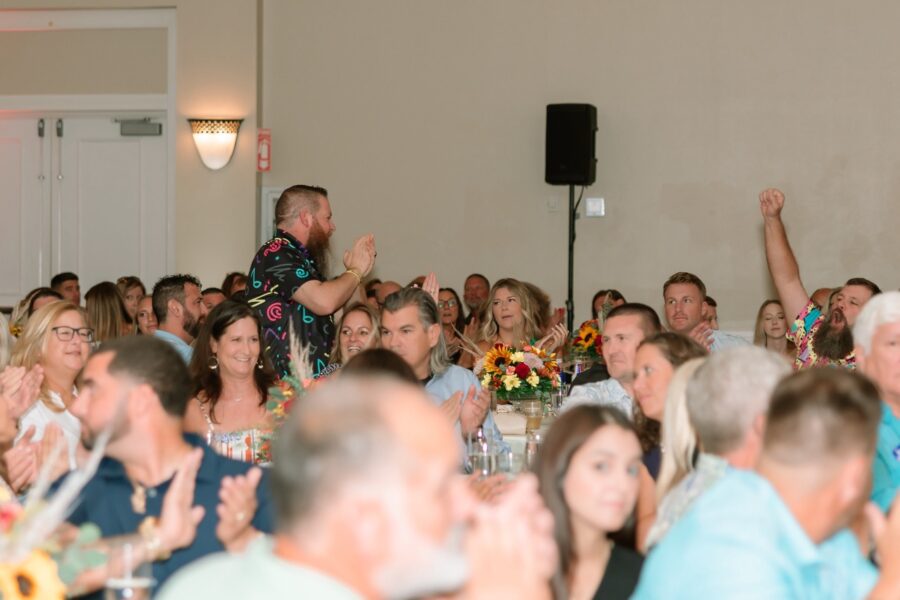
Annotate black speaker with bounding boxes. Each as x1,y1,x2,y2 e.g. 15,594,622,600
545,104,597,186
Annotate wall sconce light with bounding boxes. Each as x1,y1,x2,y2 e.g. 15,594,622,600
188,119,243,170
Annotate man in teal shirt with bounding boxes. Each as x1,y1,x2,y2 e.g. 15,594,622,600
634,368,900,599
853,291,900,511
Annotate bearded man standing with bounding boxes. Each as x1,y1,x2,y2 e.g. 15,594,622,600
759,188,881,369
248,185,376,378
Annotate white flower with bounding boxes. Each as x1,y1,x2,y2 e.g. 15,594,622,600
473,358,485,376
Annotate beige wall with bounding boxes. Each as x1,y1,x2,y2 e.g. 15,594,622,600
4,2,898,329
0,0,259,291
261,0,900,330
0,29,167,95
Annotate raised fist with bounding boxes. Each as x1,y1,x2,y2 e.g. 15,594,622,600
759,188,785,219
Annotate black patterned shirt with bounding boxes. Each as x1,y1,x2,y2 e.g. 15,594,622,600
247,230,333,377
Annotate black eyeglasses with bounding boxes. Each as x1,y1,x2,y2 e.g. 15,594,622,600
51,326,95,343
437,300,458,309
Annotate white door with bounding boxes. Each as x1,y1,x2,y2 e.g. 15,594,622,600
0,114,168,307
0,117,51,308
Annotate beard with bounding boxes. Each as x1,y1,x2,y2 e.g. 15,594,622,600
373,493,470,599
307,221,331,275
374,523,469,600
183,308,201,339
812,308,854,361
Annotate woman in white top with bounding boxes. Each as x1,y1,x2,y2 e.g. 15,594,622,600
7,301,91,490
184,300,276,464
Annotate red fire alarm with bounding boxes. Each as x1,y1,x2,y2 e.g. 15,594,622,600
257,128,271,172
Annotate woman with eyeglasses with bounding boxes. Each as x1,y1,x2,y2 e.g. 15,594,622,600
6,302,92,490
438,287,467,364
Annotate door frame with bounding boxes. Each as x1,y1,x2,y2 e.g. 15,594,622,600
0,8,177,273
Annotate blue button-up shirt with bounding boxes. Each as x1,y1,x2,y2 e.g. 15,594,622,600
633,470,877,600
62,435,274,595
562,377,632,418
709,329,750,352
872,402,900,511
425,365,509,455
153,329,194,364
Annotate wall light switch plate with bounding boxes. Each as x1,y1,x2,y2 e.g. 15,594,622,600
585,197,605,217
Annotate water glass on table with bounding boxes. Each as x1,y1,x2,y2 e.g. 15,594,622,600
520,399,543,433
495,449,525,478
466,430,496,477
104,541,154,600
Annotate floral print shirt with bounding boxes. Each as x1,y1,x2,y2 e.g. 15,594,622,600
787,301,855,370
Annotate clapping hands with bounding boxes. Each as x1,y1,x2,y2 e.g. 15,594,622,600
0,365,44,422
536,323,568,353
343,234,376,277
216,466,263,552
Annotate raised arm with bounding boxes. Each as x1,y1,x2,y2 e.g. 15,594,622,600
293,234,375,315
759,188,810,321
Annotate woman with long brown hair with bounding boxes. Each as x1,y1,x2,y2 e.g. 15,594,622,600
536,405,644,599
630,332,707,550
85,281,133,340
184,300,276,464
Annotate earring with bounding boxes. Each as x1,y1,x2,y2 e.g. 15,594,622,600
208,355,219,370
256,358,264,370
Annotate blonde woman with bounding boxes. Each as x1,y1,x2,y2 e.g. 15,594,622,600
477,278,567,354
0,313,11,370
85,281,133,341
329,302,381,367
644,358,706,550
7,302,91,490
753,299,796,360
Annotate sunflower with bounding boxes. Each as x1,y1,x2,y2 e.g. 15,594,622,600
482,344,513,376
0,550,66,600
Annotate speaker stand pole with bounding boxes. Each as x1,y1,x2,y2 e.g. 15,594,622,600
566,183,576,334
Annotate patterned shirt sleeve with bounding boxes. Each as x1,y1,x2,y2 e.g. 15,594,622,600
786,300,821,347
271,244,317,300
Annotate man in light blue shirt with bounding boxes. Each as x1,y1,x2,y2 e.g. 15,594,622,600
563,303,662,419
381,287,507,455
634,368,897,599
852,291,900,511
645,346,790,549
151,274,208,364
663,272,749,352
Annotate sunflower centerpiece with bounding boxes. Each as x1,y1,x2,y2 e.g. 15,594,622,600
476,343,561,402
568,319,603,375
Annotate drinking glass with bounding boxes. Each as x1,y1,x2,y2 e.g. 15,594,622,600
496,449,524,478
466,431,496,478
525,430,544,469
104,542,154,600
521,399,543,433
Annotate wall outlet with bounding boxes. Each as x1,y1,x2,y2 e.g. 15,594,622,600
585,197,605,217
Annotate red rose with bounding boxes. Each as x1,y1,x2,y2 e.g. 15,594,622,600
515,363,532,380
